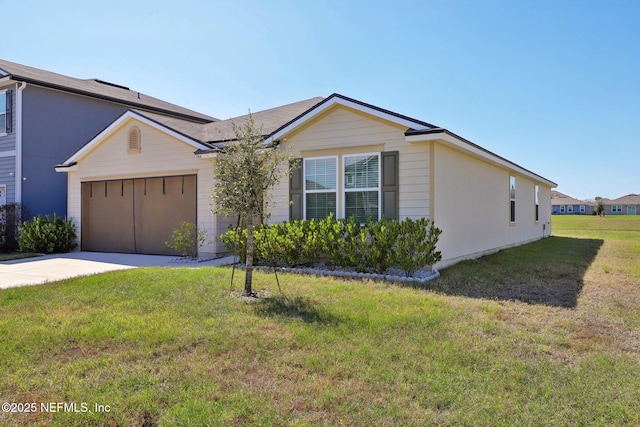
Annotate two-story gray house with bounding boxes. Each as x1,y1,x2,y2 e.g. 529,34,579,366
0,59,216,216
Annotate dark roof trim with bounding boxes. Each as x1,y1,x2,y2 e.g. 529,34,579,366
53,161,77,169
8,75,215,124
328,93,437,129
266,93,436,140
406,128,557,187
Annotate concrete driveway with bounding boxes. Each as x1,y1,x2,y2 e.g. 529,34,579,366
0,252,235,289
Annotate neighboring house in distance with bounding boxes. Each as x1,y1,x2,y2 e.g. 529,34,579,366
551,190,595,215
603,193,640,215
56,93,557,266
0,58,216,217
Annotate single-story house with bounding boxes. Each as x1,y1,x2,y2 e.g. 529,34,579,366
551,190,595,215
603,194,640,215
56,93,557,267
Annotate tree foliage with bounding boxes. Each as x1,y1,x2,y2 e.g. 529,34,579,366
211,114,294,295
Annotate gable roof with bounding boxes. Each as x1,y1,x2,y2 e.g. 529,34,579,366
551,191,594,206
264,93,437,144
605,193,640,205
200,96,325,143
0,58,217,123
56,91,556,190
55,110,212,170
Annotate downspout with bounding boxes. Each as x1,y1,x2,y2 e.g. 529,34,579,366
15,81,27,203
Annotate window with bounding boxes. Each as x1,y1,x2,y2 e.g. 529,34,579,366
612,205,622,213
343,154,380,222
0,90,10,135
567,205,573,213
304,157,337,220
509,176,516,222
580,205,586,213
560,205,565,213
535,185,539,222
128,126,141,153
291,152,397,221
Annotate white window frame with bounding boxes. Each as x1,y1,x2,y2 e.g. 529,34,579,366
342,152,382,222
509,176,516,223
567,205,573,213
580,205,586,213
0,90,7,137
560,205,565,213
303,156,338,220
612,205,622,213
534,185,539,222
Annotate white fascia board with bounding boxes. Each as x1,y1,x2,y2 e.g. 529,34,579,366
60,111,210,165
55,165,77,173
0,76,13,87
407,132,557,188
265,96,430,144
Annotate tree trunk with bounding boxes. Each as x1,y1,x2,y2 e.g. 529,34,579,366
244,217,254,295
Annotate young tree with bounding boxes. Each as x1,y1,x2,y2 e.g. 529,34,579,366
595,197,605,217
211,114,293,296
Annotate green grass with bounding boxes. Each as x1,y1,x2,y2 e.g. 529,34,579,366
0,216,639,426
0,252,39,262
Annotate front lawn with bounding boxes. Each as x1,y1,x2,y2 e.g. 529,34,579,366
0,216,638,426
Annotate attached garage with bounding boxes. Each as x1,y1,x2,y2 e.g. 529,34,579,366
81,175,196,255
55,111,221,257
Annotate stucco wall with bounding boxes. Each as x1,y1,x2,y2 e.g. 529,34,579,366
65,117,217,254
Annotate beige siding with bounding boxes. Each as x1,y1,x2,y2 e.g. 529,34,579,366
432,143,552,267
269,105,431,223
66,117,218,254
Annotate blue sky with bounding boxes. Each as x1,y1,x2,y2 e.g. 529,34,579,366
3,0,638,200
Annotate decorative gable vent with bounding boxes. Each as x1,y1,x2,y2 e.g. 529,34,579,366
128,127,141,153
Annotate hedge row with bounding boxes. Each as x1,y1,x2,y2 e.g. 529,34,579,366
221,215,442,275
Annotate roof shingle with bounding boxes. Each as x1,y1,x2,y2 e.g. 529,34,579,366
0,58,217,122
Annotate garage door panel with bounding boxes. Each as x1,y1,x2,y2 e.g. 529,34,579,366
81,180,135,252
134,177,170,255
82,175,196,255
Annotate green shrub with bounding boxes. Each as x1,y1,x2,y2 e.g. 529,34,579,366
220,216,443,276
366,218,400,274
256,220,322,267
390,218,442,276
220,225,248,263
18,214,77,254
336,216,369,272
165,222,207,258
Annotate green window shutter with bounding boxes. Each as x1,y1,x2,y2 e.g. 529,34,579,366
381,151,399,220
289,158,303,220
